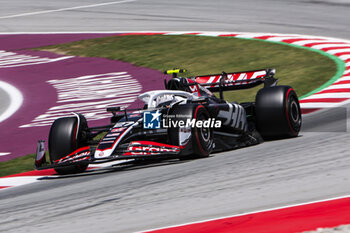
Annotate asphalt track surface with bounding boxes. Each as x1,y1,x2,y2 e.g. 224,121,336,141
1,0,350,232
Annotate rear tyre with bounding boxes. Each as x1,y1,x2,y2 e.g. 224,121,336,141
49,115,89,174
255,86,301,139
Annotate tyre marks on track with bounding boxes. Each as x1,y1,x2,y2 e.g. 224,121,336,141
0,50,73,68
20,72,142,128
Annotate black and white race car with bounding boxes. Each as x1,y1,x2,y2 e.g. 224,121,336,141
35,68,302,174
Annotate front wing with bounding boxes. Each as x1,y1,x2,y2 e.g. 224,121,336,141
34,140,182,170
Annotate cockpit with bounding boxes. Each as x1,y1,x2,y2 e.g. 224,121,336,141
138,90,197,109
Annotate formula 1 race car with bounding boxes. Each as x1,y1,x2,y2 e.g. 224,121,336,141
35,68,302,174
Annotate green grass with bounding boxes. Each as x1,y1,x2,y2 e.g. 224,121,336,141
40,35,337,102
1,35,337,177
0,154,36,177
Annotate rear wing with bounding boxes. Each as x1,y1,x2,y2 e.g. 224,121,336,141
193,69,277,93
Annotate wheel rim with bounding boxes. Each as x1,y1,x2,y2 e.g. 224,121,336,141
290,100,299,123
200,126,211,142
195,109,213,155
289,95,301,131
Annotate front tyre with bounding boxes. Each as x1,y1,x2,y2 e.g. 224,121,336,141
49,115,89,174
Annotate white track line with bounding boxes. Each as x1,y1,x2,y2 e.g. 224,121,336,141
0,0,137,19
0,31,348,42
0,81,23,123
0,176,43,187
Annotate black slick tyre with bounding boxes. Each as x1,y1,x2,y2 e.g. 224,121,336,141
255,86,301,139
49,116,89,174
192,105,214,158
168,104,213,159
